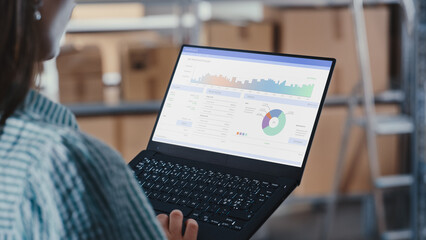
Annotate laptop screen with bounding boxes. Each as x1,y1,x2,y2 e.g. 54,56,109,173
152,46,333,168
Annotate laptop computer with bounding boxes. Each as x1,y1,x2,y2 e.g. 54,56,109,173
129,45,335,240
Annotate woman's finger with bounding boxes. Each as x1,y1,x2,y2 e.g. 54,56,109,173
183,219,198,240
169,210,183,236
156,214,169,232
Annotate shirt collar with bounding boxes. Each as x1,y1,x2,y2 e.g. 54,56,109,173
18,89,79,130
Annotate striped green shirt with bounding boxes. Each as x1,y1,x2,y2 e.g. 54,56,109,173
0,90,166,240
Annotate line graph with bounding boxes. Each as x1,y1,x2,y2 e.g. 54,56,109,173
191,74,314,98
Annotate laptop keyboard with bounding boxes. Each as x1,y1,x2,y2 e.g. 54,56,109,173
132,157,282,231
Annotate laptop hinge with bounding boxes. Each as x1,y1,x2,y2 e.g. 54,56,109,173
144,150,158,158
278,176,301,187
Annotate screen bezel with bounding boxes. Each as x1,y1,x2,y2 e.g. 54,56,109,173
147,45,336,182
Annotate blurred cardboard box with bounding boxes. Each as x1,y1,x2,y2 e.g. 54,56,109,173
294,105,400,196
77,116,119,150
71,3,145,19
265,6,390,95
201,21,274,52
121,44,180,101
77,114,158,163
56,45,104,103
118,114,158,162
65,31,166,74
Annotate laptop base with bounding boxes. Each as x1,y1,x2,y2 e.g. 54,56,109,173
130,150,297,240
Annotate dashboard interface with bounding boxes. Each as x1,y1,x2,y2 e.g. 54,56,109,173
152,46,333,167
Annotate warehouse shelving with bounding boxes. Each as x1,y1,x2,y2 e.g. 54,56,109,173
68,91,404,117
67,14,196,33
413,2,426,239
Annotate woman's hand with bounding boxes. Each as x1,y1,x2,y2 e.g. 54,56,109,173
157,210,199,240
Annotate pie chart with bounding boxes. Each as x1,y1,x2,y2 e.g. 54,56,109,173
262,109,286,136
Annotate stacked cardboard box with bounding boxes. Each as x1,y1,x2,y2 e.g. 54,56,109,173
77,114,158,162
120,44,180,101
266,6,390,95
56,45,104,103
65,31,165,74
201,21,274,52
78,116,119,150
71,3,145,19
117,114,158,161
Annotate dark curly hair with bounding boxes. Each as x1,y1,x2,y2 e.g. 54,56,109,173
0,0,41,126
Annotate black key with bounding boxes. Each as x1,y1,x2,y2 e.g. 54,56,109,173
200,194,210,202
218,207,230,215
196,202,209,211
209,196,221,204
226,181,236,189
133,166,144,176
152,184,162,191
149,199,192,217
179,190,191,197
145,166,154,173
228,210,253,221
262,181,270,188
240,202,251,210
159,194,170,202
180,172,190,180
191,192,201,199
250,186,261,194
209,216,221,226
271,183,279,189
169,179,177,185
212,205,221,213
216,188,226,196
200,213,211,223
231,223,243,231
170,170,181,178
150,174,160,181
150,192,161,200
220,198,232,206
178,198,189,206
251,179,260,186
187,174,200,182
159,176,169,184
186,183,197,190
189,211,202,220
217,179,228,187
140,172,150,180
205,186,216,193
168,196,179,204
177,180,187,188
220,222,231,228
171,188,181,195
225,190,237,198
188,201,198,209
207,205,219,213
222,216,242,227
144,182,154,189
196,184,206,191
162,186,173,193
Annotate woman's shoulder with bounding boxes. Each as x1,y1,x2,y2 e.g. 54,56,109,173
2,115,125,173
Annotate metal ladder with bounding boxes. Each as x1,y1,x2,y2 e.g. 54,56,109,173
323,0,417,239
